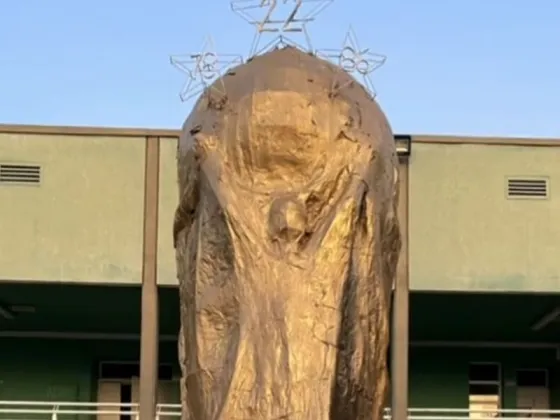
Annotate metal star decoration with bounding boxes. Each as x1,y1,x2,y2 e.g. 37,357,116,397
231,0,333,57
316,26,387,98
170,36,244,102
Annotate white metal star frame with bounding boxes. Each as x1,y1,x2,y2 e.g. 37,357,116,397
316,26,386,98
170,36,244,102
231,0,333,57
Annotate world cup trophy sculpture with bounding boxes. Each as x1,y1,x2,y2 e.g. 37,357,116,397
172,3,401,418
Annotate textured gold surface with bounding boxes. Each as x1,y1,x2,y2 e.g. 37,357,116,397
174,47,401,420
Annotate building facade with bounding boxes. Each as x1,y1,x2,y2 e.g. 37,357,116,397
0,124,559,418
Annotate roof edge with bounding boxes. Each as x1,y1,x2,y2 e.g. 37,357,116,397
412,134,560,147
0,123,180,138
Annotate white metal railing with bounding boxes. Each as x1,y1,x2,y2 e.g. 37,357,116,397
0,402,559,419
0,401,181,419
384,408,560,420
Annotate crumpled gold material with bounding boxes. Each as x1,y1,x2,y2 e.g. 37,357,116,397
174,46,401,420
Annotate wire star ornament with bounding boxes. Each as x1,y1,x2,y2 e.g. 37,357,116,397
231,0,333,57
170,36,244,102
316,26,387,98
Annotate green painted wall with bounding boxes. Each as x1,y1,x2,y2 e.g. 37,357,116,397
0,132,181,286
0,338,179,404
0,133,146,284
158,137,180,286
410,347,560,409
5,132,560,294
410,142,560,292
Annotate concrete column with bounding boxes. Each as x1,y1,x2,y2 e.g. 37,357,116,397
391,161,410,420
139,136,161,420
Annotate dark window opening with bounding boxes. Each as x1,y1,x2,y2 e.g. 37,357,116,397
120,383,132,420
469,363,500,382
158,365,173,381
100,363,140,379
100,362,173,380
516,370,548,387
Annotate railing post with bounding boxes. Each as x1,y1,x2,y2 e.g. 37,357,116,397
139,135,161,420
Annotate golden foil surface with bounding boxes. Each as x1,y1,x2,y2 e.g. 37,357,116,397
174,47,401,420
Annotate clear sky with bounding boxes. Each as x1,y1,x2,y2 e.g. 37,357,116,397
0,0,558,137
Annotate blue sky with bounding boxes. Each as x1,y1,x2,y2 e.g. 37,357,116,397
0,0,558,137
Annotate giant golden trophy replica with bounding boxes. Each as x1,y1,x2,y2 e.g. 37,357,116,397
172,5,401,418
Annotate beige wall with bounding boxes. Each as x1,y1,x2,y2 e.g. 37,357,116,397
0,133,145,284
158,137,179,285
409,141,560,292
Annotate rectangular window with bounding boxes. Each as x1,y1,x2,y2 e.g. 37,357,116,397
469,363,501,419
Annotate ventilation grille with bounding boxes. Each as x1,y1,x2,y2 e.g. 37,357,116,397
507,177,548,199
0,163,41,185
